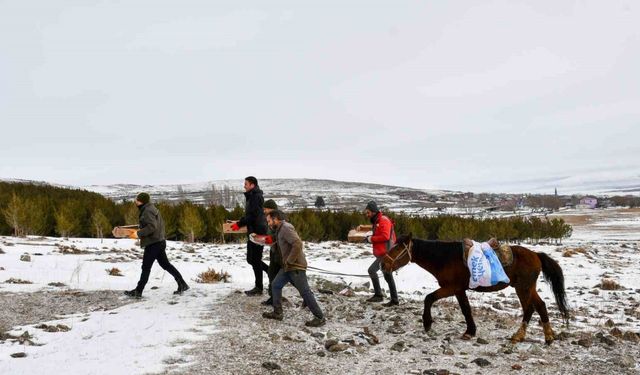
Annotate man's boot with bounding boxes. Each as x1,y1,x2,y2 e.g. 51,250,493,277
174,279,190,295
245,287,263,296
382,299,399,307
261,297,273,306
262,307,283,321
305,316,326,327
366,294,383,303
124,289,142,299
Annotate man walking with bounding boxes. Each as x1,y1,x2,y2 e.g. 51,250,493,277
262,210,325,327
364,201,399,306
229,176,268,296
125,193,189,298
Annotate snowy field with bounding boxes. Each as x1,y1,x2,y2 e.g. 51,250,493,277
0,208,639,374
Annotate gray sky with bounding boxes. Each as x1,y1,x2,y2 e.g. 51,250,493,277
1,1,639,191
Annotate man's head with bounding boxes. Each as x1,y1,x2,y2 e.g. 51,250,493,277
263,199,278,215
135,192,150,207
244,176,258,192
364,200,379,219
266,209,286,230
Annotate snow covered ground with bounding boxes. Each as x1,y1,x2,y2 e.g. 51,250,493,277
0,208,639,374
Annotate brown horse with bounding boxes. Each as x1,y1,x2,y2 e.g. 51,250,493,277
380,234,569,344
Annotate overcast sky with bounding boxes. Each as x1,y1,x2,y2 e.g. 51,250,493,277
1,1,639,191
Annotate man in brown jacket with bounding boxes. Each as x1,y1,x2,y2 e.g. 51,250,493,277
262,210,325,327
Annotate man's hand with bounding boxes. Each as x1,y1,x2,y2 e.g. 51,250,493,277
230,223,240,231
365,235,372,243
264,235,274,245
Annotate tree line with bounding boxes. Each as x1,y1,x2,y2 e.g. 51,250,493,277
0,182,572,244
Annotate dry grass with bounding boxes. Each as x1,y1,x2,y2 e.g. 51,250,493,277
5,278,33,284
599,278,622,290
106,267,124,277
195,268,231,284
562,247,587,257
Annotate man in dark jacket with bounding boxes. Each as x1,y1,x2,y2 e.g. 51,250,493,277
262,210,325,327
124,193,189,298
229,176,268,295
364,201,399,306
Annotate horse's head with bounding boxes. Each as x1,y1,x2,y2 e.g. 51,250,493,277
380,233,413,273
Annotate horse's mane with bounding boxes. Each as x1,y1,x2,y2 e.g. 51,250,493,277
412,239,464,268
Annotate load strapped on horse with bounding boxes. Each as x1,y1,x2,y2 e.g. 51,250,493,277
380,234,570,345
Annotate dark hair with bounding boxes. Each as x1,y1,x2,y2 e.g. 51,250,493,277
267,209,286,221
245,176,258,186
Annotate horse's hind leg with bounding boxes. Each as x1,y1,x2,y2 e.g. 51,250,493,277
455,291,476,340
511,286,535,344
532,290,555,345
423,288,455,333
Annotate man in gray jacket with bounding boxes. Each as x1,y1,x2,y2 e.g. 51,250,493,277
262,210,325,327
124,193,189,298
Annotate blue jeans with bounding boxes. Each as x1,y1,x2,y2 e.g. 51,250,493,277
272,269,323,319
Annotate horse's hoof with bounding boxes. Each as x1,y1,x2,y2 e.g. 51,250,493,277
461,333,473,340
545,338,554,345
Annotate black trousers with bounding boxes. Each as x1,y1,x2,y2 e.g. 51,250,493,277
247,240,268,289
136,240,184,293
267,244,282,296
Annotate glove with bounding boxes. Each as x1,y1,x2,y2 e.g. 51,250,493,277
264,235,274,245
230,223,240,231
365,235,372,243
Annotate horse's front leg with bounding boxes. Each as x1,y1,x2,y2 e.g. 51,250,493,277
423,288,455,333
455,290,476,340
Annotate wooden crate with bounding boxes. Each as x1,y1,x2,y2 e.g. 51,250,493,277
112,225,139,239
348,225,373,243
222,221,247,234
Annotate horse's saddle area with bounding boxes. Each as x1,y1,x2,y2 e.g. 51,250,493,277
463,238,513,267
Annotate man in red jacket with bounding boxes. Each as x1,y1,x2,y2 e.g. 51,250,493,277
364,201,399,306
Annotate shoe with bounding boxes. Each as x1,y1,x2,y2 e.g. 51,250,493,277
245,287,263,296
174,280,190,295
262,307,283,321
366,295,383,303
382,300,399,307
305,317,326,327
261,297,273,306
124,289,142,299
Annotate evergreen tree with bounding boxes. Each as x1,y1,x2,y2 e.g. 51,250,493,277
314,196,326,208
91,209,111,241
55,200,82,238
179,203,205,242
2,192,27,236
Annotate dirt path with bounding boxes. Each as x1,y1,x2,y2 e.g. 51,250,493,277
160,282,639,375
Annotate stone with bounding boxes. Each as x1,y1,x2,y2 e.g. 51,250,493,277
324,339,339,349
329,343,349,352
20,254,31,262
262,362,281,371
10,352,26,358
616,355,636,368
610,327,623,338
476,337,489,345
390,341,406,352
511,364,523,370
471,358,491,367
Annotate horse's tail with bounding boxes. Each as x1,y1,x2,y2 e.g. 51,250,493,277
536,252,570,324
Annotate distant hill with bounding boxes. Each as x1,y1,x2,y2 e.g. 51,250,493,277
82,178,451,213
